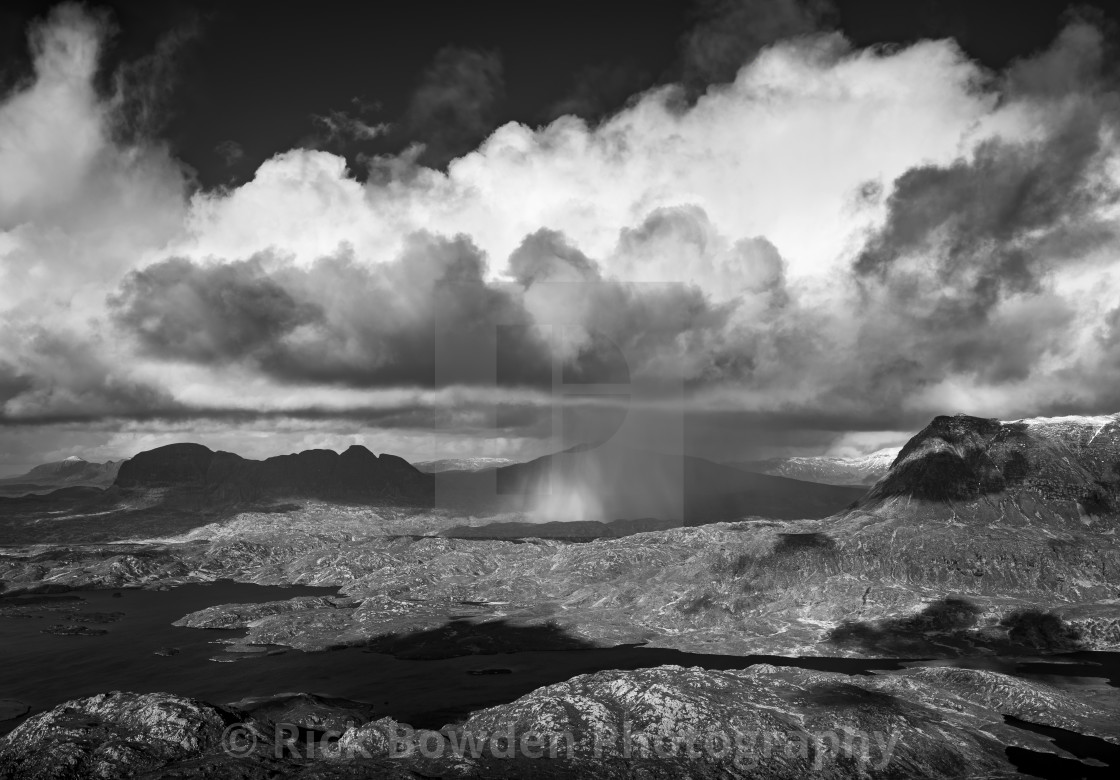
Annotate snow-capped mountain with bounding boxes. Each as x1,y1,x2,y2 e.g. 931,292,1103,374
412,457,519,473
727,447,900,486
0,457,122,497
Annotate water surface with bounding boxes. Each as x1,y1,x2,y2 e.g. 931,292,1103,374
1,582,1116,778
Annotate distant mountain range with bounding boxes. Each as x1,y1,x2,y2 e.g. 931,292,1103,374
0,457,122,497
113,443,429,504
0,441,864,544
412,457,518,473
727,447,900,486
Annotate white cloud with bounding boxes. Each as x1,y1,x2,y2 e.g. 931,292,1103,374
2,7,1120,466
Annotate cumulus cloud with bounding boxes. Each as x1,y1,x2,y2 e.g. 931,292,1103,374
5,4,1120,466
111,256,321,364
110,230,740,392
0,3,187,427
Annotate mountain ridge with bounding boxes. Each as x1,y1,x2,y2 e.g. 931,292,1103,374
728,447,900,486
0,458,122,498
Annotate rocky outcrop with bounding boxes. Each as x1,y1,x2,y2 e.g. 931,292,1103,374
228,693,377,733
0,692,241,779
863,413,1120,516
2,666,1115,778
435,664,1118,778
172,595,358,630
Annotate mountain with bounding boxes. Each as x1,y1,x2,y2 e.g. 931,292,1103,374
114,443,431,505
728,447,899,486
0,444,435,545
0,457,122,497
152,412,1120,660
4,413,1119,780
4,412,1120,661
856,413,1120,523
438,442,866,523
412,457,517,473
0,440,863,546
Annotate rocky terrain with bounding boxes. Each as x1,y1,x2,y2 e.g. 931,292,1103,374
2,415,1119,660
0,458,121,498
440,516,679,541
729,447,900,486
2,412,1119,777
1,664,1116,778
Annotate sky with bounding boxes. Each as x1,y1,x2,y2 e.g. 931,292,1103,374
2,0,1120,473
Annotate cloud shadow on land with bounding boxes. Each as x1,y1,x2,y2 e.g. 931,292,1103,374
827,598,1087,656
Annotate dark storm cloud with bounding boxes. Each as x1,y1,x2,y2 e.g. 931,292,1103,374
679,0,835,89
260,238,550,388
111,256,320,364
0,362,33,405
856,20,1118,290
507,224,751,388
403,46,505,167
847,121,1114,388
854,116,1115,295
1004,14,1113,98
0,324,179,422
110,234,554,389
108,227,747,401
845,25,1120,396
507,229,601,286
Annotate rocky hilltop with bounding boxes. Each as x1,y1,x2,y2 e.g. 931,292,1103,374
863,414,1120,514
1,666,1116,778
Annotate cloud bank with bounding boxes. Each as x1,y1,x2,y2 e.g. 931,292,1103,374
3,3,1120,467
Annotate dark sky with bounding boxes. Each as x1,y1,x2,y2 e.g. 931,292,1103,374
1,0,1113,188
